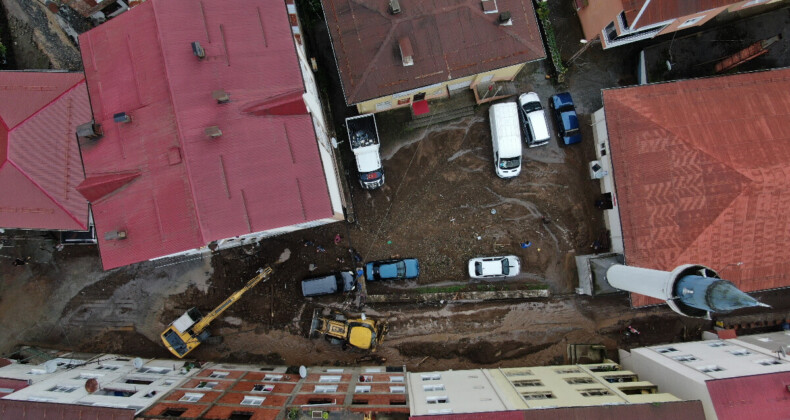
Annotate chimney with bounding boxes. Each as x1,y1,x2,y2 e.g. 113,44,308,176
498,12,512,26
204,126,222,138
191,41,206,59
104,230,127,241
76,121,103,139
389,0,401,14
481,0,498,14
398,37,414,67
212,90,231,104
113,112,131,123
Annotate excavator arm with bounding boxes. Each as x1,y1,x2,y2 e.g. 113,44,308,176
192,266,272,333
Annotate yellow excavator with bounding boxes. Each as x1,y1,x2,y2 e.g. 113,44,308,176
309,309,388,352
161,266,272,358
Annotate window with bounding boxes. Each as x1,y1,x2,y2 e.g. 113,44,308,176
319,375,341,383
94,388,135,397
390,386,405,393
678,15,705,28
708,341,728,348
161,408,187,417
179,393,204,402
426,396,449,404
656,347,678,354
138,367,170,374
307,398,332,405
196,381,218,389
252,384,274,393
209,371,229,378
421,374,441,381
365,368,382,373
314,385,337,393
163,380,176,386
698,365,725,373
756,359,784,366
513,379,543,387
228,412,253,420
390,399,407,405
76,373,103,379
521,391,555,400
325,368,344,373
125,378,154,385
240,396,265,406
355,385,371,393
579,388,612,397
427,409,453,414
352,399,369,405
48,385,78,393
565,377,595,384
603,375,636,383
504,370,532,377
389,376,404,383
423,384,445,391
259,367,274,371
729,349,751,356
672,355,698,362
263,374,283,382
553,368,581,374
96,365,120,371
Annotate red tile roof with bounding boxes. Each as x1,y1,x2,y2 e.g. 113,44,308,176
0,72,91,231
604,68,790,307
322,0,546,105
707,372,790,420
622,0,742,29
78,0,334,269
0,399,134,420
411,401,705,419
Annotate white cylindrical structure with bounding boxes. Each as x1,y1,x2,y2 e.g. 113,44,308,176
606,265,675,301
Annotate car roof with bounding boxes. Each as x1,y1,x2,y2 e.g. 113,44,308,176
560,111,579,130
552,92,574,107
481,260,503,275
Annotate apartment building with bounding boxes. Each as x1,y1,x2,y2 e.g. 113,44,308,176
620,331,790,419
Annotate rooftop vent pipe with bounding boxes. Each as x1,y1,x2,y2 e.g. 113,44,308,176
389,0,401,14
212,90,231,104
192,41,206,59
205,126,222,138
498,11,512,26
76,121,103,139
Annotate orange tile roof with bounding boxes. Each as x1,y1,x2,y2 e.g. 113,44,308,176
622,0,741,29
603,68,790,307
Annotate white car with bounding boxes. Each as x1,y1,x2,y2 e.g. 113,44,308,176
468,255,521,279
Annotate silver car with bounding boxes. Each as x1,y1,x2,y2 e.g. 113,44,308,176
468,255,521,279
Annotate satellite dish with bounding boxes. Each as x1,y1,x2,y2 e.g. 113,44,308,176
132,358,144,369
299,366,307,378
44,360,58,373
85,378,99,393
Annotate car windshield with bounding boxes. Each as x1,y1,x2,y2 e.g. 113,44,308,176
499,156,521,169
523,102,542,113
501,259,510,275
475,262,483,276
396,261,406,277
565,127,580,137
557,104,575,113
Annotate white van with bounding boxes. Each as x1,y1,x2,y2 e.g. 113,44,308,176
489,102,522,178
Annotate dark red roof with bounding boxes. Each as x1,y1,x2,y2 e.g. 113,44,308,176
622,0,742,29
78,0,333,269
603,68,790,307
0,399,134,419
707,372,790,420
0,378,28,397
0,72,91,231
410,401,705,419
322,0,546,105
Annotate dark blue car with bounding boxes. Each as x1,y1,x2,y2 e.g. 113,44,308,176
365,258,420,281
549,93,582,145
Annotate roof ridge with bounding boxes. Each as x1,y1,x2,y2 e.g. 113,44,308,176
151,0,205,243
4,160,88,230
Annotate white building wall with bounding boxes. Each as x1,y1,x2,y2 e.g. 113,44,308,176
0,354,197,413
591,108,623,253
408,369,508,416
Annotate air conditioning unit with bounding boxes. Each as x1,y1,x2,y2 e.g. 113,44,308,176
589,160,608,179
389,0,401,14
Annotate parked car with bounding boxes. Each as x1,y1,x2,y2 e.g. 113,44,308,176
301,271,356,297
365,258,420,281
489,102,522,178
468,255,520,279
549,92,582,145
517,92,550,147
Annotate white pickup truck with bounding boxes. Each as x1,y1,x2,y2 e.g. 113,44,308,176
346,114,385,189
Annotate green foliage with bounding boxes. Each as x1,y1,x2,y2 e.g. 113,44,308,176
536,3,567,76
0,41,6,57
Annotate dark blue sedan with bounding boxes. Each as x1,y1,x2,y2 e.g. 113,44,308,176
549,92,582,145
365,258,420,281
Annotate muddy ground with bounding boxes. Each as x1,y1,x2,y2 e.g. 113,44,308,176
1,1,787,370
